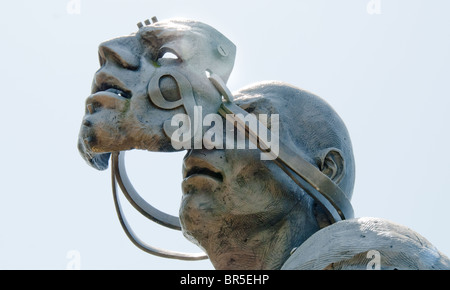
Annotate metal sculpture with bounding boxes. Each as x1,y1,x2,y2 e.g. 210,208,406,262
78,17,450,269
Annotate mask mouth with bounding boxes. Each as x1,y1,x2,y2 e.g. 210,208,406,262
93,81,133,100
102,87,132,99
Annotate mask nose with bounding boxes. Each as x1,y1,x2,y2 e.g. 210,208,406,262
98,36,141,71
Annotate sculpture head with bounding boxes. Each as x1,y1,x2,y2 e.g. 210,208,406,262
180,82,355,269
77,18,355,268
77,18,236,170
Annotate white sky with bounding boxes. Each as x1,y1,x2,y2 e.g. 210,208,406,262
1,0,449,269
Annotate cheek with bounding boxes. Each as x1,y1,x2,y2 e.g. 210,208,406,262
226,167,283,215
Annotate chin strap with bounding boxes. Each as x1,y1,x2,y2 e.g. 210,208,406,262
111,151,208,261
208,72,354,223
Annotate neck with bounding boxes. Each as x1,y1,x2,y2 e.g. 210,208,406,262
205,208,319,270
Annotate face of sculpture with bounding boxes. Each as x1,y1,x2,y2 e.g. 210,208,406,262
77,19,236,170
181,146,309,227
179,146,322,269
178,84,355,269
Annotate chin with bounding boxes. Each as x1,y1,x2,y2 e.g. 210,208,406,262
179,195,218,247
180,188,216,217
179,182,226,232
180,175,226,217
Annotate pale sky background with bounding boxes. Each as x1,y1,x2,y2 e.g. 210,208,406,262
0,0,449,269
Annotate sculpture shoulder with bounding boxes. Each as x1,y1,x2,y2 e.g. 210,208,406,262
281,217,450,270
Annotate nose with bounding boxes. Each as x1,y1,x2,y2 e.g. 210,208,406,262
183,149,226,171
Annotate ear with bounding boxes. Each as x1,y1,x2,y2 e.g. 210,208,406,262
314,148,346,228
316,148,345,185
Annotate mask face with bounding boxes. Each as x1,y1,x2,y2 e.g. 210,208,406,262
77,18,236,170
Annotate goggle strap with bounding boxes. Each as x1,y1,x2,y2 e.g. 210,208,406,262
210,72,354,222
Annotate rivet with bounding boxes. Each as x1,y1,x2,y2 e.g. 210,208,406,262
217,45,228,57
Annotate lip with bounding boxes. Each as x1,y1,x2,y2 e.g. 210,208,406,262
84,92,125,113
183,156,224,182
184,166,223,182
85,87,131,113
94,82,133,99
102,87,132,99
91,90,128,102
